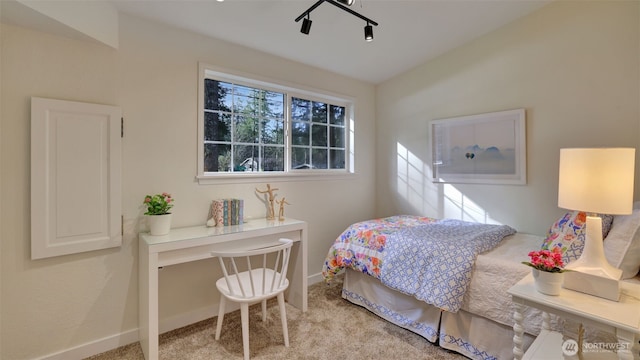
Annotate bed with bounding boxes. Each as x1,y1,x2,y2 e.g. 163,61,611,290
322,211,640,360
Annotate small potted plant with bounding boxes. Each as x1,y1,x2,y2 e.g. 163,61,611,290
143,192,174,235
522,247,567,295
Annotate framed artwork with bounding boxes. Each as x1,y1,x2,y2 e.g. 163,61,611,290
431,108,526,185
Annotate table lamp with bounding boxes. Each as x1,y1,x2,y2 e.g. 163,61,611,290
558,148,635,301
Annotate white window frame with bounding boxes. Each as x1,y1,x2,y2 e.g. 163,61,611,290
197,63,355,184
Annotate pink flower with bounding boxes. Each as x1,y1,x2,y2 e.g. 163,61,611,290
523,247,565,273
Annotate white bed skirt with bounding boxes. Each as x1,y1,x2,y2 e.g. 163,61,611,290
343,268,442,342
343,269,536,360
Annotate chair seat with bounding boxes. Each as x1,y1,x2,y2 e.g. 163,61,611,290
216,268,289,303
212,238,293,360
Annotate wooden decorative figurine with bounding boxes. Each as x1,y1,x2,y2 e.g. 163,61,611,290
255,184,278,220
276,197,290,221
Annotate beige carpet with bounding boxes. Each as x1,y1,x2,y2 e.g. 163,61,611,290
86,276,466,360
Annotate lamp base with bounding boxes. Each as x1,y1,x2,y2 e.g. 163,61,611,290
562,270,620,301
560,215,621,301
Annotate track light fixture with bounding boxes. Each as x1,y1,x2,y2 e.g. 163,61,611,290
295,0,378,41
301,15,312,35
364,22,373,41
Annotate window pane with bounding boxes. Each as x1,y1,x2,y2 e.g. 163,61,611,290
204,143,231,172
262,119,284,145
204,80,232,111
233,115,258,143
233,145,259,172
291,121,309,146
330,149,345,169
312,148,328,169
291,98,310,121
291,147,310,169
329,126,344,148
233,85,260,114
265,91,284,119
204,112,231,141
262,146,284,171
312,124,327,147
312,101,327,123
330,105,345,125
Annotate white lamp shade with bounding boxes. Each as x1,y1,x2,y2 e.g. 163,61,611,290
558,148,635,215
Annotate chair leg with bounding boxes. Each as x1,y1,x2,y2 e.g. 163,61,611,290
240,303,250,360
215,296,226,341
277,292,289,347
261,300,267,322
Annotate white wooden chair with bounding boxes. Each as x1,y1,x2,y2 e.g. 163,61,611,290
211,238,293,360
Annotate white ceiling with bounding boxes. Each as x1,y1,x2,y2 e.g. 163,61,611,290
3,0,552,84
110,0,550,84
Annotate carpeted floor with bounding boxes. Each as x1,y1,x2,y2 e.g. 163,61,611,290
86,276,467,359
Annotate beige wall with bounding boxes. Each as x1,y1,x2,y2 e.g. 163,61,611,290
0,14,376,359
375,1,640,235
3,1,639,358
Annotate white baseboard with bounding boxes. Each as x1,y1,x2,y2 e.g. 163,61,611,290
34,328,139,360
35,274,324,360
307,271,324,285
158,302,230,334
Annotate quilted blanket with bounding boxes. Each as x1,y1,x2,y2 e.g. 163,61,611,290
322,216,516,313
322,215,437,282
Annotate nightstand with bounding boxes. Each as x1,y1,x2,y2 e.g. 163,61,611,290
508,273,640,360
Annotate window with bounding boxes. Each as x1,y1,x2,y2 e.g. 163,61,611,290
290,98,346,170
198,65,353,180
203,80,285,172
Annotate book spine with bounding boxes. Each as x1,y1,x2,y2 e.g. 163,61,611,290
231,199,237,225
223,199,229,226
213,199,224,227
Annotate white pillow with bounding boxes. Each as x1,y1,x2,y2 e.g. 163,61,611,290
604,202,640,279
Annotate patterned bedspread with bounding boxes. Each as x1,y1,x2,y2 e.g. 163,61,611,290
322,215,437,281
322,216,516,312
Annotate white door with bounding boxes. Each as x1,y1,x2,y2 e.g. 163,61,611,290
31,97,122,259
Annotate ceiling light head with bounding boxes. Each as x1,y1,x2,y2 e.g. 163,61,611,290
364,23,373,42
301,16,312,35
295,0,378,41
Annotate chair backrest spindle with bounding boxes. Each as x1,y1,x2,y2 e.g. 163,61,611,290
211,238,294,300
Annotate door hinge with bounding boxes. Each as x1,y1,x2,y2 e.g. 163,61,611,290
121,117,124,138
121,215,124,236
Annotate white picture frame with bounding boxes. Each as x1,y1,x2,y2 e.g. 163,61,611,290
431,108,526,185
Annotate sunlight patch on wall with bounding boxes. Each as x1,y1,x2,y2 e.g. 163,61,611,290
396,142,426,212
443,184,500,224
396,141,500,225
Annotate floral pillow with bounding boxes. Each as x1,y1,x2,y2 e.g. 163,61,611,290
541,211,614,264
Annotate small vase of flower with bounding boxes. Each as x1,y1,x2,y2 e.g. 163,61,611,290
143,193,174,236
522,247,567,296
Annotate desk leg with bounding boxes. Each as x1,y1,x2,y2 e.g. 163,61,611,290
616,329,636,360
286,227,308,312
139,242,159,360
512,300,525,360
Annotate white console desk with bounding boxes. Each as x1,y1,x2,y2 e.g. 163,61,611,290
138,218,308,360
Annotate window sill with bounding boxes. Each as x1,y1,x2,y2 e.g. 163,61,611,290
196,171,359,185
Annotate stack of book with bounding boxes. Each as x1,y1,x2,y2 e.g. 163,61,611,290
210,199,244,226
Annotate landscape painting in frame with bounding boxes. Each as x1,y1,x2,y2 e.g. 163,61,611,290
431,109,526,185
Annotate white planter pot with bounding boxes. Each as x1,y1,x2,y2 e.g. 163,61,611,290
532,268,564,296
147,213,172,236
